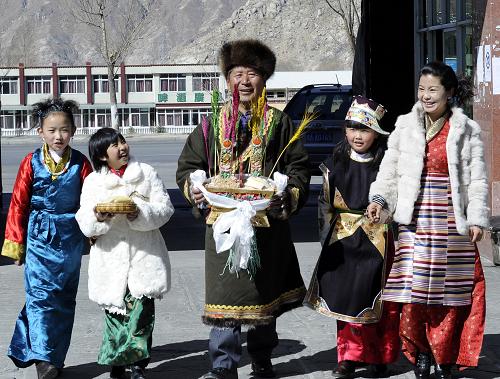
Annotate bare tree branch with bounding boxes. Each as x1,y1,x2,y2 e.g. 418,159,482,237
67,0,157,129
352,0,361,25
323,0,361,56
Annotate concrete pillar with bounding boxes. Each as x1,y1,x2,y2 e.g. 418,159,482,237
86,62,93,104
19,63,26,106
120,63,127,104
52,63,59,98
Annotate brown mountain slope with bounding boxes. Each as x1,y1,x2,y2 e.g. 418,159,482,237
0,0,352,70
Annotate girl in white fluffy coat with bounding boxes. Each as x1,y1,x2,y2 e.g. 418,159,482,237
75,128,174,379
367,62,488,379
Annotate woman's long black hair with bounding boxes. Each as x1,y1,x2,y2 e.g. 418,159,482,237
420,61,474,107
88,127,127,171
333,120,388,169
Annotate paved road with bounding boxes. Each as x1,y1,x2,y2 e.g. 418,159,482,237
0,134,186,192
0,134,323,251
1,246,500,379
0,135,499,378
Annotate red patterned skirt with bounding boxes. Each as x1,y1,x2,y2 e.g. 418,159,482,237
337,301,401,364
336,231,401,365
399,249,485,367
383,173,486,367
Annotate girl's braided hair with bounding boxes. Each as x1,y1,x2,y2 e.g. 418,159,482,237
31,97,79,129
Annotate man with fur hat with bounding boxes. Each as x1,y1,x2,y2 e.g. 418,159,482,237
176,39,310,379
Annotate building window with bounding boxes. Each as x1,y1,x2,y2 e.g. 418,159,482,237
443,29,457,70
60,75,85,93
464,25,473,76
96,109,112,127
192,73,219,91
0,110,23,129
0,77,18,94
126,108,150,126
432,0,444,24
73,111,82,128
464,0,472,18
157,109,195,126
267,90,286,99
416,0,472,74
1,112,15,129
82,109,96,128
93,75,119,93
127,75,153,92
160,74,186,91
26,76,51,94
447,0,457,23
157,109,177,126
191,108,211,126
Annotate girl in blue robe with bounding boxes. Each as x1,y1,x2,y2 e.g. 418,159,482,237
1,98,93,379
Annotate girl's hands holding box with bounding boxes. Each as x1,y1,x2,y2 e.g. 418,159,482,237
94,208,115,222
126,209,139,221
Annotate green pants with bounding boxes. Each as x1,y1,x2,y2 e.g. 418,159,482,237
97,292,155,366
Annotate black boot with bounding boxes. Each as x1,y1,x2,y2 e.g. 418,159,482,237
201,368,238,379
332,360,356,378
370,364,389,378
36,361,59,379
414,353,431,379
110,365,127,379
434,364,452,379
130,365,146,379
250,359,276,378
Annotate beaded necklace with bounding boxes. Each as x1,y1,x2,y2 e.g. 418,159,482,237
217,103,275,177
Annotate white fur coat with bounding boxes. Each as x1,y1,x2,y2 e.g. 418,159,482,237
76,159,174,314
369,102,489,235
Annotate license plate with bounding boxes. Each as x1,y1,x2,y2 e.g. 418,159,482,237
305,132,334,144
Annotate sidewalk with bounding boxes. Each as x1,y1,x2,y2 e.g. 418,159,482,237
1,244,500,379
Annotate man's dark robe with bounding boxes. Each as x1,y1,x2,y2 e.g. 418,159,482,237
176,106,310,326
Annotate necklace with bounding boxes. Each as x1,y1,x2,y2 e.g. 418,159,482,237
42,144,71,179
425,111,449,142
217,103,275,177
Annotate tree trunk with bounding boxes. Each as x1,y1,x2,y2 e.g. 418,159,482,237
99,2,119,129
107,63,119,129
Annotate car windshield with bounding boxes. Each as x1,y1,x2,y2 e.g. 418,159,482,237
286,89,351,121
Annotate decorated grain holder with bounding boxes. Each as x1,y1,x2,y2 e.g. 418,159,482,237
190,88,315,276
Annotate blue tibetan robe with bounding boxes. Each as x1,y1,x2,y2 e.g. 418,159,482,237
5,148,91,368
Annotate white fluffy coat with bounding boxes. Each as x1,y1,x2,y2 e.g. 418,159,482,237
369,102,489,235
76,159,174,314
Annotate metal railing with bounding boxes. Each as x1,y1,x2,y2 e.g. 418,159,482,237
1,125,197,137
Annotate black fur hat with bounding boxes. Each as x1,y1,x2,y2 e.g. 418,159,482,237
218,39,276,81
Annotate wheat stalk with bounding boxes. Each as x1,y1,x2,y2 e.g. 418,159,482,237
269,111,318,177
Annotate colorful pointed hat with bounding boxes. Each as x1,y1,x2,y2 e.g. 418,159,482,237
345,95,389,135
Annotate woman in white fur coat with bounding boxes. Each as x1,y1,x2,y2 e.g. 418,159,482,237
367,62,488,379
75,128,174,379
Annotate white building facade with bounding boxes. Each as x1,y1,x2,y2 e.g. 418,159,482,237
0,62,351,136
